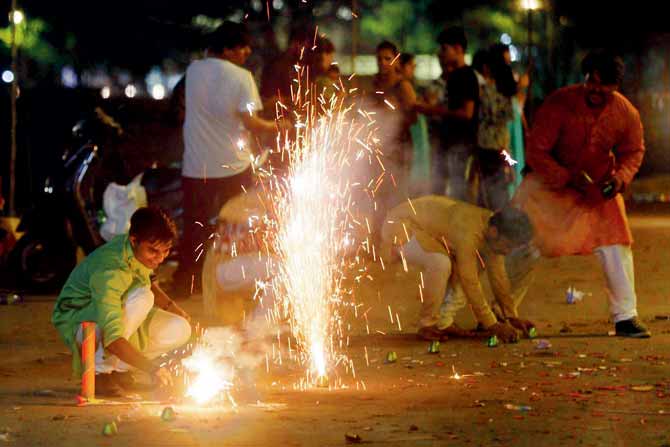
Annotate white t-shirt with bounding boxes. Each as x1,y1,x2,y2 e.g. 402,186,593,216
182,58,263,179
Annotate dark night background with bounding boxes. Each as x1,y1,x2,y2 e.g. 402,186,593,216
2,0,670,212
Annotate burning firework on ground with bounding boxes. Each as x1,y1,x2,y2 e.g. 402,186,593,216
179,326,268,405
180,328,239,405
258,61,383,388
178,43,385,397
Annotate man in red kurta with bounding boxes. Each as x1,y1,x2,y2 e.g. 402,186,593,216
514,50,650,338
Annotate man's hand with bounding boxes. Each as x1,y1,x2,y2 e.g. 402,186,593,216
153,366,173,387
600,176,623,200
507,317,535,337
488,322,520,343
570,172,607,206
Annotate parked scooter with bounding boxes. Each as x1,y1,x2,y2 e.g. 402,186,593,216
7,108,182,293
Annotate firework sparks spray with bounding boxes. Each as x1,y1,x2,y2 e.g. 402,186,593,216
260,54,381,387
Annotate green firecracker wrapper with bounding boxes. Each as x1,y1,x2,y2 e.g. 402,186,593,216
385,351,398,363
487,335,499,347
102,422,118,436
428,340,440,354
528,327,537,339
161,406,176,422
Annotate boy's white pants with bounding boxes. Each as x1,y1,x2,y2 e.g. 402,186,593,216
76,286,191,374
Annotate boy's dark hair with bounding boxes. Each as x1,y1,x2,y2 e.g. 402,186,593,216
581,49,625,85
129,207,178,244
437,26,468,51
208,21,251,53
376,40,399,55
489,206,534,246
399,53,415,66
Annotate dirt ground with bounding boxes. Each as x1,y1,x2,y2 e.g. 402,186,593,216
1,203,670,447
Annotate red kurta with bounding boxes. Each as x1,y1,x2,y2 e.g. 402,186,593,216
515,85,645,257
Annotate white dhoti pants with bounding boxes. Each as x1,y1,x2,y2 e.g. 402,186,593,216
506,243,638,324
593,244,638,323
76,286,191,374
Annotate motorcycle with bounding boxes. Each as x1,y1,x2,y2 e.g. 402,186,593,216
7,108,183,293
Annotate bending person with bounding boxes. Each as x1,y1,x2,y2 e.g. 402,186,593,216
380,196,534,343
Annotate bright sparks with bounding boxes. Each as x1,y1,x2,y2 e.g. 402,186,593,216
502,150,518,166
270,117,356,384
182,329,236,405
260,60,381,387
184,353,233,404
450,365,462,380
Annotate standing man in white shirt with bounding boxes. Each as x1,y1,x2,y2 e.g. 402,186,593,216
172,21,281,298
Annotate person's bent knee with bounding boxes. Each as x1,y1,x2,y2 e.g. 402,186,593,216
169,315,192,347
126,286,155,314
426,253,452,275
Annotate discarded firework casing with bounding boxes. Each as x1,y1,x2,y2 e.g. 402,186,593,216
102,421,118,436
534,339,552,350
487,336,499,347
345,432,362,444
504,403,532,411
428,340,440,354
161,406,176,422
566,287,585,304
385,351,398,363
528,327,538,339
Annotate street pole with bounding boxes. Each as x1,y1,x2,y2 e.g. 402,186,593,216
351,0,358,75
9,0,18,216
526,8,533,124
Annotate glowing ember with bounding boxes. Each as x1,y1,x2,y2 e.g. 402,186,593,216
311,341,327,377
502,150,518,166
184,354,232,404
181,328,238,405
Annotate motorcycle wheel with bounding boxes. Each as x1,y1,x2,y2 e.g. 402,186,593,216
9,234,77,293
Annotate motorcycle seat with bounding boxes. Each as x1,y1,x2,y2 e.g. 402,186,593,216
141,168,181,195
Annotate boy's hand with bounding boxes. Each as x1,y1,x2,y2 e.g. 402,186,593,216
153,366,173,387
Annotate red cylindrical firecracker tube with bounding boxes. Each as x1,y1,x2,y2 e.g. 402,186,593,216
81,322,96,400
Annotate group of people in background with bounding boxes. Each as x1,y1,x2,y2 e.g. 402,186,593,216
255,26,528,218
169,22,650,344
356,27,529,215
